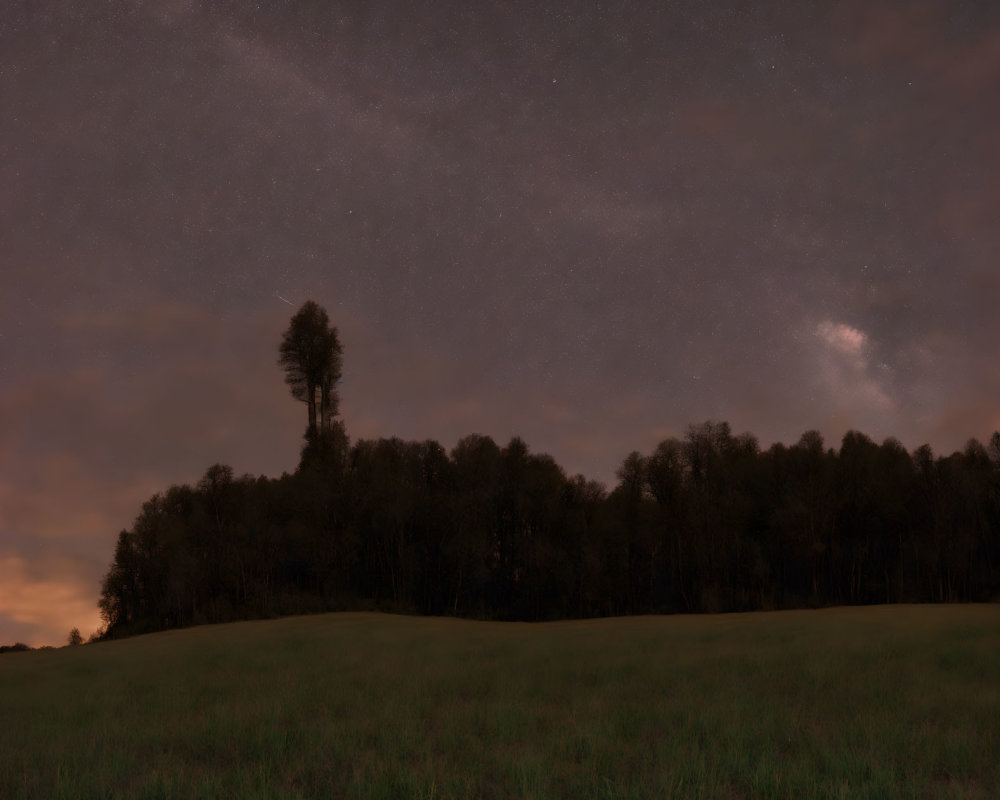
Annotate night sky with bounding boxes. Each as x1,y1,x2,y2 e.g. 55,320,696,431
3,0,999,646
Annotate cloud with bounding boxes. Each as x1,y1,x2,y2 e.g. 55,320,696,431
811,319,895,427
219,27,422,163
902,327,1000,452
0,301,310,646
833,1,1000,101
816,319,867,360
150,0,196,24
5,301,304,476
0,460,159,546
833,2,940,67
57,301,215,340
0,555,104,647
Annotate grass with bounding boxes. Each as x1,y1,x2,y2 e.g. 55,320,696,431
2,605,998,799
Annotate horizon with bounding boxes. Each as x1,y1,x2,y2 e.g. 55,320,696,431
5,406,996,648
3,0,999,646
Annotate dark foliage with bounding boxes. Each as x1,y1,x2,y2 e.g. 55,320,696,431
0,643,32,654
98,424,1000,639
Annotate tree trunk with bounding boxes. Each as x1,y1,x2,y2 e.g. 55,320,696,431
453,565,463,615
319,382,329,432
307,382,317,435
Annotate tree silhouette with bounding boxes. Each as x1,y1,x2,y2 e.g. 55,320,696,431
278,301,343,439
95,407,1000,639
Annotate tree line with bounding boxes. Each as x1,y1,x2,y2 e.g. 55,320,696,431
96,302,1000,638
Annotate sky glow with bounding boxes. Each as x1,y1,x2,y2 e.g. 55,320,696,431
2,0,999,645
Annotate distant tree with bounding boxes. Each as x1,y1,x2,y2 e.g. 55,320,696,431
348,437,418,606
988,432,1000,468
68,628,83,646
646,437,688,609
769,431,835,606
278,301,343,440
448,434,503,615
609,451,653,614
99,529,141,636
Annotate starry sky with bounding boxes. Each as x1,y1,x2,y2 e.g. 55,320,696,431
2,0,999,646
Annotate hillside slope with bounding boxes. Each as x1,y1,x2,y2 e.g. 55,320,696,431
3,606,999,799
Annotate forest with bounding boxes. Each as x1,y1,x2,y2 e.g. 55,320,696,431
97,302,1000,639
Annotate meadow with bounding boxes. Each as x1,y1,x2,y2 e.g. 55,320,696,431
2,605,997,799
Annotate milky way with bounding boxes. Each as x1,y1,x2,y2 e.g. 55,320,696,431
2,0,998,644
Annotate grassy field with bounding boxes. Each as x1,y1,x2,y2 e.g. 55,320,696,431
2,606,998,799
